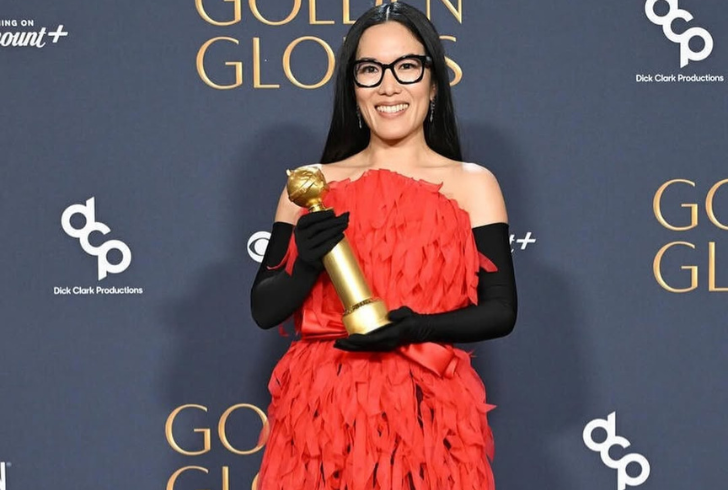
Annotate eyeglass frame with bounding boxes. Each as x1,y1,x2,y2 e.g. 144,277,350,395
351,54,433,88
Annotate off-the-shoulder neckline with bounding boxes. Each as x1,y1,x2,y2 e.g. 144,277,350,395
326,167,443,188
325,167,470,217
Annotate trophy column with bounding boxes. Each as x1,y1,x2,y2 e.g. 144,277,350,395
286,166,389,335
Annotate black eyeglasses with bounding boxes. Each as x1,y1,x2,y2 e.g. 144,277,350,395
352,54,432,88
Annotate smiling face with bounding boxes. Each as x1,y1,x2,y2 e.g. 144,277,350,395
354,22,435,146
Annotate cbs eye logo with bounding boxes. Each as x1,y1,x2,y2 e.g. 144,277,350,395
61,197,132,280
583,412,650,490
644,0,713,68
247,231,270,263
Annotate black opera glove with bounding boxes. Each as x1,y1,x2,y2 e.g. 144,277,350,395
294,210,350,271
333,222,517,351
250,210,349,330
334,306,425,352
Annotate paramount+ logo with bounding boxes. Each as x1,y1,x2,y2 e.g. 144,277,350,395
644,0,713,68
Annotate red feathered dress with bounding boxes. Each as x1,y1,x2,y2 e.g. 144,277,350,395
257,168,496,490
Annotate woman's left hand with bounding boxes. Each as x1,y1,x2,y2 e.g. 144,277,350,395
333,306,424,352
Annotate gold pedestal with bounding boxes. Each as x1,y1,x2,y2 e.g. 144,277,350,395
286,166,389,334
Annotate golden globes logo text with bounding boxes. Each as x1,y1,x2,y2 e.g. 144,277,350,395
653,179,728,292
165,404,269,490
195,0,464,90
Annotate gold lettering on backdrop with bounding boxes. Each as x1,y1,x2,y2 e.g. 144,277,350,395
342,0,355,24
166,404,269,489
419,0,463,23
194,0,463,26
708,242,728,291
197,37,243,89
437,0,463,23
653,242,698,293
253,37,281,89
653,178,727,293
371,0,464,22
283,36,336,89
218,403,270,455
193,2,466,89
706,178,728,230
196,0,242,26
653,179,698,231
166,404,211,456
310,0,334,25
249,0,301,26
343,0,462,24
166,466,209,490
440,35,462,86
167,467,231,490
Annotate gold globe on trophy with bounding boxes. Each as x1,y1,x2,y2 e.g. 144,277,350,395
286,166,389,335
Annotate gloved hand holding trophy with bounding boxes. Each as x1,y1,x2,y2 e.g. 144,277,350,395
286,166,389,335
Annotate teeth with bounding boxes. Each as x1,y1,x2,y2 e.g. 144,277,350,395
376,103,408,114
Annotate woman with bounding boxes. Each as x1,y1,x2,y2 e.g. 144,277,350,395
250,3,517,489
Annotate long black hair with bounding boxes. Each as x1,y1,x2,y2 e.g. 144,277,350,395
320,2,462,163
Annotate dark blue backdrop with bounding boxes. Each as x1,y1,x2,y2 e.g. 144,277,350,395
1,1,726,489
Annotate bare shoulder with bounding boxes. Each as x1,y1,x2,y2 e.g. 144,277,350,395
274,184,300,224
454,162,509,227
273,161,357,224
301,160,363,182
273,163,322,224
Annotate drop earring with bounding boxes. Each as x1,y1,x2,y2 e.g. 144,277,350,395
429,99,435,123
357,107,363,129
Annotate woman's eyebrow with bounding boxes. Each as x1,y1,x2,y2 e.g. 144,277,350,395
355,53,423,62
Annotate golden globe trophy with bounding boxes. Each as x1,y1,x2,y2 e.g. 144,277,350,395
286,166,389,335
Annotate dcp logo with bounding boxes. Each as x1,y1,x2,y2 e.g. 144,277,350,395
645,0,713,68
61,197,132,280
247,231,270,263
583,412,651,490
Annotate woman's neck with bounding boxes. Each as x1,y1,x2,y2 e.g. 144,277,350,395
360,132,434,169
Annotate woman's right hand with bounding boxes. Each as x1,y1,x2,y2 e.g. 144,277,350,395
294,210,349,270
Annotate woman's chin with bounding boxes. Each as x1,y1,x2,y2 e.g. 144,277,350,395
370,127,423,146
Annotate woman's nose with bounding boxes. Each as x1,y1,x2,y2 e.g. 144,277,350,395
378,67,401,95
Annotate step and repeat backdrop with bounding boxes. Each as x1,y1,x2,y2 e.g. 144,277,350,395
1,1,726,489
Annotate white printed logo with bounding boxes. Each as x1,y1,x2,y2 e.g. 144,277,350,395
61,198,132,280
0,20,68,48
583,412,651,490
247,231,270,263
0,461,7,490
645,0,713,68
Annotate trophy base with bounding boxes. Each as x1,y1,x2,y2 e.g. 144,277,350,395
342,299,389,335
